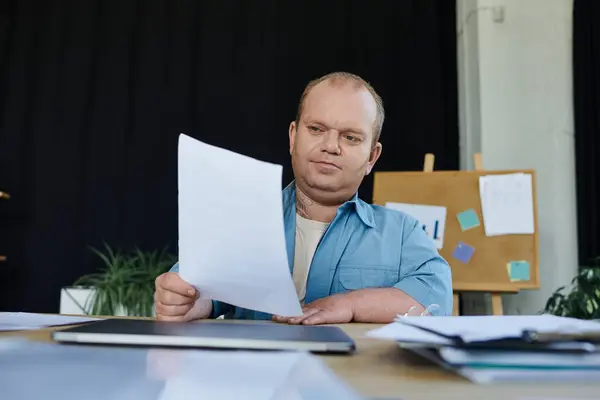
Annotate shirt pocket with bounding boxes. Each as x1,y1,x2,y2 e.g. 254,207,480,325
335,264,399,292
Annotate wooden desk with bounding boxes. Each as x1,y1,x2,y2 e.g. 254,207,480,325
2,319,599,400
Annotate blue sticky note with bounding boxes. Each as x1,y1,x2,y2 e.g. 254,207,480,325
508,260,530,281
457,208,480,231
452,241,475,264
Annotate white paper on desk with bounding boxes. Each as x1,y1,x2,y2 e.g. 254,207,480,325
366,321,452,345
479,173,535,236
177,134,302,317
157,350,362,400
157,351,301,400
0,342,363,400
0,312,101,331
398,315,600,343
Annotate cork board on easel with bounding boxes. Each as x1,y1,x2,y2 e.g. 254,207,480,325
372,167,540,293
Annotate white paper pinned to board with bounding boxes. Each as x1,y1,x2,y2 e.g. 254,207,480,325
385,202,447,249
479,173,535,236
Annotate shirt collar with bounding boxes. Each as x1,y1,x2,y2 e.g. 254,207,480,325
282,180,375,228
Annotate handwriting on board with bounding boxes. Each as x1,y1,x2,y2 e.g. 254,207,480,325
479,173,535,236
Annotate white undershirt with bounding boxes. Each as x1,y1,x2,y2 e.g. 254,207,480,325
292,213,329,304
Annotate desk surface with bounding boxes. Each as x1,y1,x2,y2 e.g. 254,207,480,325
2,318,599,400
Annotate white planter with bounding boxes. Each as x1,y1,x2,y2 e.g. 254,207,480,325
60,287,154,317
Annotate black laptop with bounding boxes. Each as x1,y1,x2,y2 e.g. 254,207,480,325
51,319,356,354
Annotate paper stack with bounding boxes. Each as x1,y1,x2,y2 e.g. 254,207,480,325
367,315,600,384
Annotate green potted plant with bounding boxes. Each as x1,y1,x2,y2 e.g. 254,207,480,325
62,243,177,317
544,256,600,320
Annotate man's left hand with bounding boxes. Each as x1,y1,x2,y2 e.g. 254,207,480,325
272,293,355,325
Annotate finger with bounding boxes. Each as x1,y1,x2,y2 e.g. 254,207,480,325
287,308,320,325
278,305,314,322
272,313,299,323
155,301,193,317
157,287,196,306
155,313,188,322
273,307,314,323
301,310,335,325
157,272,197,297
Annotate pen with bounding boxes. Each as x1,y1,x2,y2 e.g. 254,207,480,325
524,330,600,343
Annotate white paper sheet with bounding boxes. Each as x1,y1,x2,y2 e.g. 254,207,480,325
398,315,600,343
0,312,101,331
0,341,363,400
157,350,302,400
366,321,452,345
479,173,535,236
177,134,302,317
385,202,447,249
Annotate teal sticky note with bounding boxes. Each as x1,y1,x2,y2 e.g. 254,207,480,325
508,260,530,281
457,208,480,231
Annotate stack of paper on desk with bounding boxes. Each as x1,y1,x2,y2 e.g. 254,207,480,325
367,315,600,384
177,134,302,317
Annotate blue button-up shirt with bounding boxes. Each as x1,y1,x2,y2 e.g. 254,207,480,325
171,181,453,319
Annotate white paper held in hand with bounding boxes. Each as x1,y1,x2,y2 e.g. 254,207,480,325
177,134,302,317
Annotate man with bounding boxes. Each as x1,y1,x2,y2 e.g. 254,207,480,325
154,72,453,325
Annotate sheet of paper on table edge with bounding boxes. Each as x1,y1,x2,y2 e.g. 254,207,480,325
0,312,102,331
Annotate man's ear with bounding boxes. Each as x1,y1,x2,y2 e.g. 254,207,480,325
365,142,382,175
289,121,297,155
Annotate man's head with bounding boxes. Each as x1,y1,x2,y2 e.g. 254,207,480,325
289,72,384,205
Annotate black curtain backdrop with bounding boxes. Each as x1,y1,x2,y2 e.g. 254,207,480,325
0,0,458,312
573,0,600,266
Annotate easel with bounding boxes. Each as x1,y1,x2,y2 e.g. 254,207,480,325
0,190,9,262
423,153,519,316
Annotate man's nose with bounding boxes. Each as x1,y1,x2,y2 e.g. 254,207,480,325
321,130,341,154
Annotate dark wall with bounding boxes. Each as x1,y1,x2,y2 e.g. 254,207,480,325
573,0,600,265
0,0,458,312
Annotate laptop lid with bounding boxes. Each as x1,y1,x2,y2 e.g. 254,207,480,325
51,319,356,354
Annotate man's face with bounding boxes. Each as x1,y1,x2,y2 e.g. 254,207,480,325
289,81,382,203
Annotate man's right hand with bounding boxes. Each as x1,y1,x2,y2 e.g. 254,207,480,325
154,272,211,322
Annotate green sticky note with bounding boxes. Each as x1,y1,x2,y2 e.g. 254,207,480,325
508,260,530,282
457,208,480,231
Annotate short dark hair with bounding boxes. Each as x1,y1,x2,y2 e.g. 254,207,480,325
294,71,385,144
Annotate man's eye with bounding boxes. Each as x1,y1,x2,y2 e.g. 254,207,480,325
345,135,358,141
308,126,322,132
